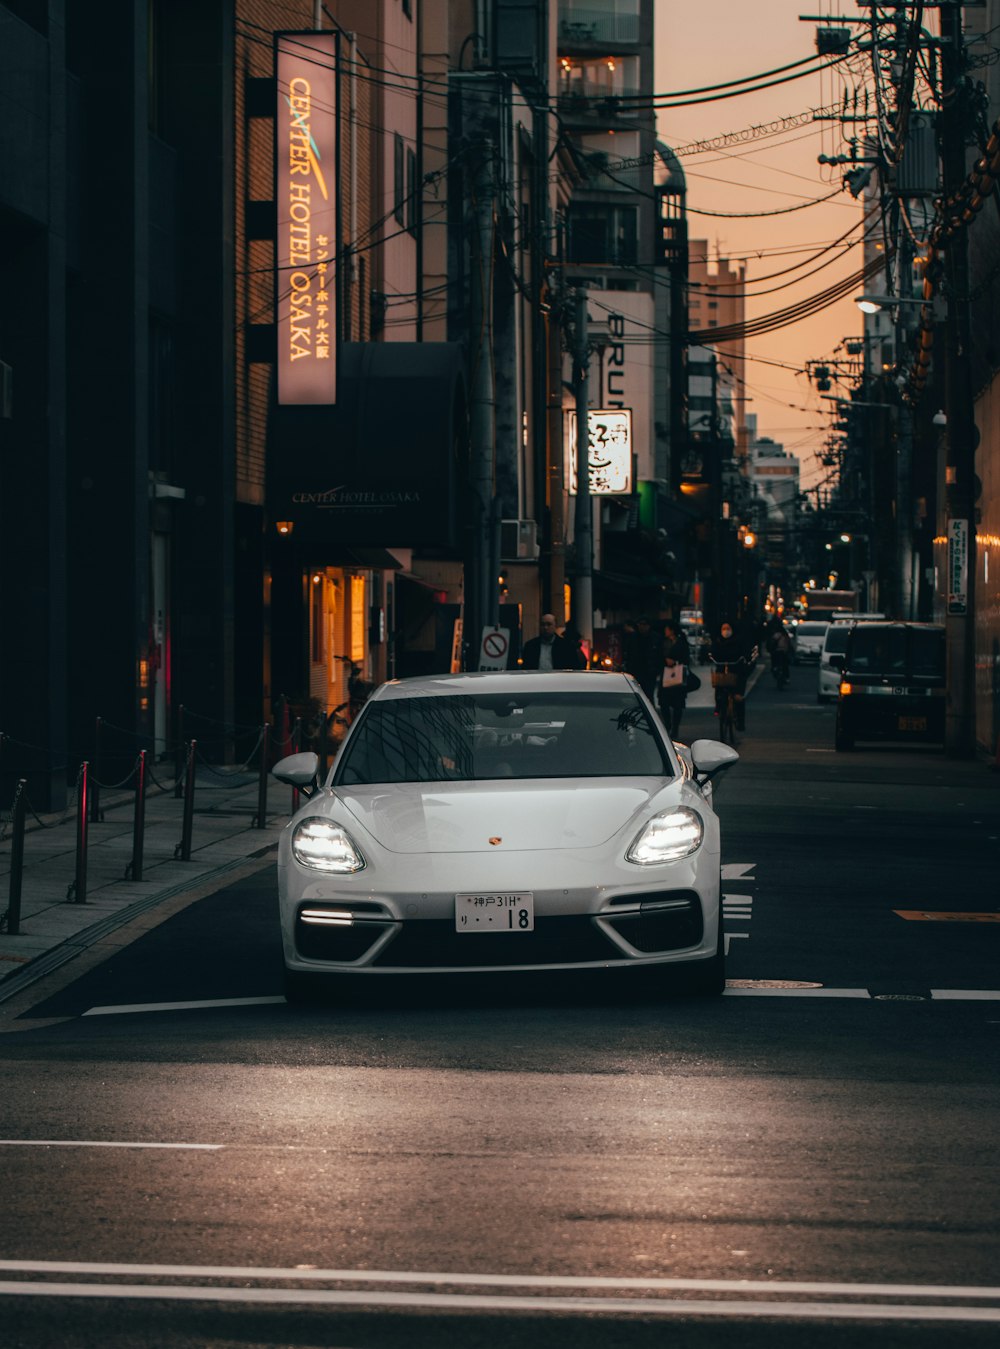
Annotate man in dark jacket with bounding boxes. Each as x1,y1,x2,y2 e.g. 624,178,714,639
522,615,586,670
623,616,664,700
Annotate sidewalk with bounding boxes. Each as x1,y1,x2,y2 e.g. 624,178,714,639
0,768,292,1004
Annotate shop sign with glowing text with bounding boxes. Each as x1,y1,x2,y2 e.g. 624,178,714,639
276,32,337,405
566,409,633,495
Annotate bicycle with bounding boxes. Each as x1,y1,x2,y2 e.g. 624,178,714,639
710,661,743,745
770,649,790,690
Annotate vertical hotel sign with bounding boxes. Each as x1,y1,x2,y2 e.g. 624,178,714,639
276,33,337,404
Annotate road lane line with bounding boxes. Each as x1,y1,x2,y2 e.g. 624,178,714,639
0,1282,996,1321
724,986,870,997
0,1141,222,1150
0,1261,996,1300
83,996,287,1016
74,986,1000,1015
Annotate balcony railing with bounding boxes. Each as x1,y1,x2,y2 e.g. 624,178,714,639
558,6,641,46
558,86,641,117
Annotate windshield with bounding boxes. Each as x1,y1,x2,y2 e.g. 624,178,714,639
797,624,828,638
335,690,674,785
823,627,850,656
846,627,907,674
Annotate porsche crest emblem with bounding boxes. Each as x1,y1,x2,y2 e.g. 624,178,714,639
488,837,502,846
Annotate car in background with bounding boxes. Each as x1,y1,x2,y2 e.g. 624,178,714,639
792,620,829,665
835,622,945,751
272,671,739,1000
817,615,886,703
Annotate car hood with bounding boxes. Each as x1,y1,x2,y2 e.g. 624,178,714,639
337,779,675,854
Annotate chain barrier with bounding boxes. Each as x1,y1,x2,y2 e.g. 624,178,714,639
191,730,266,787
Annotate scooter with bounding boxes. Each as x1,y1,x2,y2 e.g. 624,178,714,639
770,651,790,690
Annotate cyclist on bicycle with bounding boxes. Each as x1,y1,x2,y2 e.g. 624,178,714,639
765,617,792,688
709,621,753,731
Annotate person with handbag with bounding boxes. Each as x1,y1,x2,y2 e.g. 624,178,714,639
657,621,691,739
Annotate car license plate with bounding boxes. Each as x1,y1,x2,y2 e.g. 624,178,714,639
455,892,534,932
898,716,927,732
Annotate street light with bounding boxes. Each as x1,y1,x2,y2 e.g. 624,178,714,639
854,293,945,320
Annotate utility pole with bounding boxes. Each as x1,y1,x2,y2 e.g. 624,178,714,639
546,283,567,621
470,136,496,660
939,1,977,756
572,288,593,650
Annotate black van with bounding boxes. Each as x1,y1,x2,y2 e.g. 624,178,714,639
834,622,945,751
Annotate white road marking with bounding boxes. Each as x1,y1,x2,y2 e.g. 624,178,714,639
721,863,755,880
724,986,870,998
0,1262,993,1316
0,1282,992,1322
930,989,1000,1001
1,1261,995,1298
83,996,286,1017
0,1140,222,1150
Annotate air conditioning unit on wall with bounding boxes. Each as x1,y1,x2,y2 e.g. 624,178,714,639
500,519,540,560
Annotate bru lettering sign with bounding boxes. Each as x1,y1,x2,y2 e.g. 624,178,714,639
276,33,337,405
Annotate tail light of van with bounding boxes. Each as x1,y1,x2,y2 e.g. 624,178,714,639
839,680,853,696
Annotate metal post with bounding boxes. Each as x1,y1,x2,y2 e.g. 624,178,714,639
940,3,977,756
177,740,196,861
90,718,102,823
128,751,147,882
255,723,270,829
71,762,89,904
291,717,302,814
573,287,593,651
5,779,27,936
174,704,186,797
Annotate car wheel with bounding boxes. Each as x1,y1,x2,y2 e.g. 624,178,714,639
283,966,331,1005
685,919,726,996
834,721,854,752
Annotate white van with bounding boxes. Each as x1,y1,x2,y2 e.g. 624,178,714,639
817,615,885,702
792,621,829,665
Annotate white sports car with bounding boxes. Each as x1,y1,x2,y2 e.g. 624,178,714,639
272,670,738,1000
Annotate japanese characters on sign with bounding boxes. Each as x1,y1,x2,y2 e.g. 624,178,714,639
566,409,633,495
276,33,337,405
947,518,968,616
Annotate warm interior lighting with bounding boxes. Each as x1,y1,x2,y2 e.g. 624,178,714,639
276,521,294,535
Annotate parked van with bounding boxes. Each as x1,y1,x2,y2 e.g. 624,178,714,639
835,622,945,751
817,614,885,702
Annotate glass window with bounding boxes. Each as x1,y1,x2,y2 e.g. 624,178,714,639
336,691,673,785
847,627,906,674
909,627,945,678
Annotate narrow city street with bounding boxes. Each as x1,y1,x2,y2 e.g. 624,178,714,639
1,674,998,1348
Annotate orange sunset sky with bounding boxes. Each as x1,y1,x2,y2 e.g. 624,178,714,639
655,0,875,496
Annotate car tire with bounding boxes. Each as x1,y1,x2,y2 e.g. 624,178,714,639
834,721,854,752
283,966,330,1005
685,919,726,996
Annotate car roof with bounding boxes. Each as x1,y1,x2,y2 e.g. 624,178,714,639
370,670,639,701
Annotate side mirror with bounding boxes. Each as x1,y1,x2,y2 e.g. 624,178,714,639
829,655,844,671
272,751,320,796
688,738,739,781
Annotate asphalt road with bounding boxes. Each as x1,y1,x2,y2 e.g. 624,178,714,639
1,664,998,1348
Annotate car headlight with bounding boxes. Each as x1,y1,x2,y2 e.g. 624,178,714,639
291,817,366,873
626,807,703,864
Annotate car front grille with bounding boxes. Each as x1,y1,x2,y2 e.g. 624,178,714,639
371,916,619,968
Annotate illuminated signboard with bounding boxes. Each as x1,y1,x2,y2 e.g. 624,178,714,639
276,32,337,405
566,409,633,495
